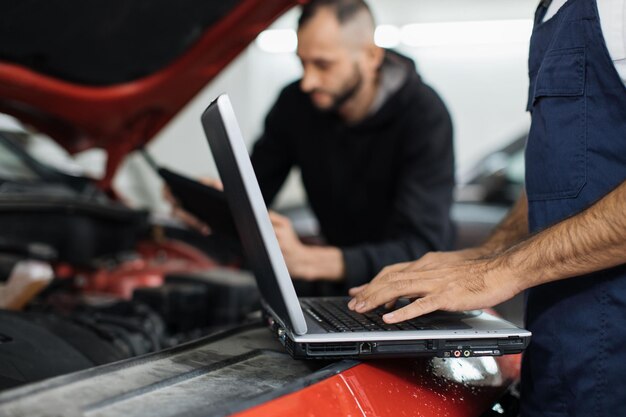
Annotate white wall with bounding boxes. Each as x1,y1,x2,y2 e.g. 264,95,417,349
114,0,537,213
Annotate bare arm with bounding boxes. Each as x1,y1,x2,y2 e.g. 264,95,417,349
480,189,529,254
348,190,529,295
505,182,626,287
349,181,626,322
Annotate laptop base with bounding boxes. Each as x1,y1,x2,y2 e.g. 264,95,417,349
266,312,527,360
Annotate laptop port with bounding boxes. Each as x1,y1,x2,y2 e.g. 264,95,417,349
463,350,471,357
276,328,287,345
453,350,462,357
360,342,372,354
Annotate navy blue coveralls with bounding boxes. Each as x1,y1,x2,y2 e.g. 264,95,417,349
523,0,626,415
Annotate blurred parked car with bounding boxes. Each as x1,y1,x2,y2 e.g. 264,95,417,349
454,134,526,249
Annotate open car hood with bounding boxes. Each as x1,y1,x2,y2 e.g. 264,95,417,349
0,0,297,189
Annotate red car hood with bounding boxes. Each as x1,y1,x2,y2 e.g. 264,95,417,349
0,0,297,189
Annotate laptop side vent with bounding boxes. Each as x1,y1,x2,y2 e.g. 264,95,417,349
283,336,296,356
306,343,359,356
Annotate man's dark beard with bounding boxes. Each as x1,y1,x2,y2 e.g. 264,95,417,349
313,64,363,113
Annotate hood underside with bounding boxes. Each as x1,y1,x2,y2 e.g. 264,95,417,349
0,0,298,187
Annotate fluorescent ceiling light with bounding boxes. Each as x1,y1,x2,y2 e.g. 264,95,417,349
255,19,532,53
401,19,533,48
255,29,298,54
375,25,401,48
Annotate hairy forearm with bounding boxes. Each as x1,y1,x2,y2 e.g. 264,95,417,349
480,190,529,254
501,181,626,289
348,182,626,322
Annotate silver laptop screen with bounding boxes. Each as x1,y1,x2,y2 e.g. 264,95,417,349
201,95,308,335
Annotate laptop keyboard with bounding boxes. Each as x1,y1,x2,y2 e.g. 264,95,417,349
301,299,434,332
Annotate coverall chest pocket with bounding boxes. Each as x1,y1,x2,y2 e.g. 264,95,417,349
526,48,587,201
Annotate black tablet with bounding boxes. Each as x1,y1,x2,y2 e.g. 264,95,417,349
141,150,237,237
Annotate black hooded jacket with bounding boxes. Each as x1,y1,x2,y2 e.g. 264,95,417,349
251,50,455,291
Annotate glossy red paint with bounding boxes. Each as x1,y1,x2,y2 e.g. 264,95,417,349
0,0,297,191
235,354,521,417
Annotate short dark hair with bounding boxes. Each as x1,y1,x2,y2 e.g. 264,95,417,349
298,0,375,29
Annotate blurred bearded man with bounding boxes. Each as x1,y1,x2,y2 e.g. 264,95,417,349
243,0,456,295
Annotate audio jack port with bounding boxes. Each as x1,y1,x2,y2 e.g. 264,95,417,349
453,350,461,357
463,350,471,357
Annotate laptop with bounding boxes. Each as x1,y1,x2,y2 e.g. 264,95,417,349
201,94,531,359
